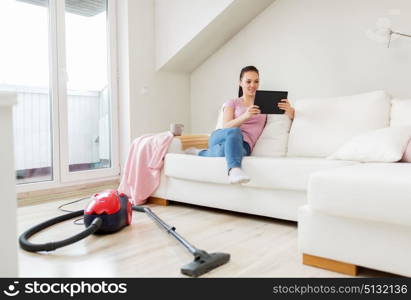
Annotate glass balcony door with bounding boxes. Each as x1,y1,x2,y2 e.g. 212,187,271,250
57,0,119,183
0,0,54,185
9,0,119,193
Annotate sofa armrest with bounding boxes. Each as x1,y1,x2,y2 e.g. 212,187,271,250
176,135,209,150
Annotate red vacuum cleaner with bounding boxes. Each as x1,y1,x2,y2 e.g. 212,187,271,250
19,189,230,277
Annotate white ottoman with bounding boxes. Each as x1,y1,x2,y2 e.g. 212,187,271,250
298,163,411,276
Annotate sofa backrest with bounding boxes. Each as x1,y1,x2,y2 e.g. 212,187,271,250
390,99,411,127
287,91,391,158
215,105,224,130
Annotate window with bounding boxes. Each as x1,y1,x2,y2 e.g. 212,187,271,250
0,0,119,191
64,0,112,174
0,0,53,184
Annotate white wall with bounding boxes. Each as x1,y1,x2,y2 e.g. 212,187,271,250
0,93,18,277
155,0,233,69
117,0,131,169
117,0,191,167
191,0,411,134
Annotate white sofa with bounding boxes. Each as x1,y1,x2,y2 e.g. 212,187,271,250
151,90,411,276
298,97,411,277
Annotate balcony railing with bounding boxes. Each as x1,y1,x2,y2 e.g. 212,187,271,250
0,84,110,184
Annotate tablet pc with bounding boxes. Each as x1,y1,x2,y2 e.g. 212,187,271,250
254,90,288,114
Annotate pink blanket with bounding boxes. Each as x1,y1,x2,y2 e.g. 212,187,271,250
118,131,174,204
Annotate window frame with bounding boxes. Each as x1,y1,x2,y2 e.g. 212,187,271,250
16,0,120,194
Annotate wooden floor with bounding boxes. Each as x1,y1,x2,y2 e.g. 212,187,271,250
17,185,394,277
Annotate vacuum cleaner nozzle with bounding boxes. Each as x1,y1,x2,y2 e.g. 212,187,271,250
181,249,230,277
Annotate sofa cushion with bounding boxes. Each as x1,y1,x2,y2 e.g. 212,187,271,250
251,115,291,157
215,105,292,157
164,154,358,191
390,99,411,127
308,163,411,226
287,91,391,158
327,126,411,162
402,139,411,162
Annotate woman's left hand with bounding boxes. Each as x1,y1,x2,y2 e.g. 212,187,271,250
278,99,295,120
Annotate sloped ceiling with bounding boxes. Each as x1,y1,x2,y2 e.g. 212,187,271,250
156,0,276,72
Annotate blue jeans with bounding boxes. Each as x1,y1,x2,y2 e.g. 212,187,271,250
198,127,251,169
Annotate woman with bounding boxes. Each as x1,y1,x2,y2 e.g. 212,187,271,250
187,66,295,184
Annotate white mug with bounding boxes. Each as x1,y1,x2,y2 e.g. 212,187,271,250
170,123,184,136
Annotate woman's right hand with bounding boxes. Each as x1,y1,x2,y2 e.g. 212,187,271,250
243,105,261,120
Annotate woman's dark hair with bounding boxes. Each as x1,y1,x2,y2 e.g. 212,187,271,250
238,65,259,97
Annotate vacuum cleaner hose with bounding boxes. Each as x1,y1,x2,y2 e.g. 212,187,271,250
132,205,230,277
131,205,145,213
19,210,103,252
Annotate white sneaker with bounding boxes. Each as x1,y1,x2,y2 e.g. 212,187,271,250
228,167,250,184
184,147,202,155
